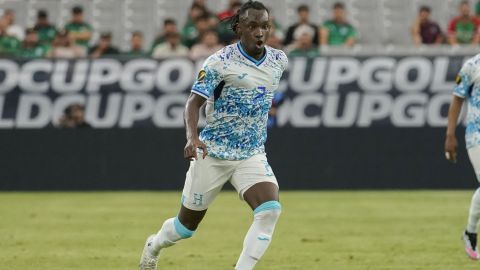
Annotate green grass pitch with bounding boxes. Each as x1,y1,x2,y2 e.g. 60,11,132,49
0,191,479,269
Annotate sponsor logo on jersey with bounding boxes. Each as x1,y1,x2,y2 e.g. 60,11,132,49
197,70,206,82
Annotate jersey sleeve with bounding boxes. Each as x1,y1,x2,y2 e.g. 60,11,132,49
191,52,224,99
454,59,474,98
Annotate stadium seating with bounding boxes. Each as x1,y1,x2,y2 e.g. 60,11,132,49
0,0,476,54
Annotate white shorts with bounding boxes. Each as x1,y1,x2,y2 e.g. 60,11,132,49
181,153,278,211
468,146,480,181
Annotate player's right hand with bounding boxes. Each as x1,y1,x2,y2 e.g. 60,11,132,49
444,135,458,163
184,137,208,160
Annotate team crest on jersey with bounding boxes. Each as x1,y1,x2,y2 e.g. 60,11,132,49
456,75,462,85
197,70,206,82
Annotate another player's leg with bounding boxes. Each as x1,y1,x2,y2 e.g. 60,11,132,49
231,154,281,270
464,146,480,260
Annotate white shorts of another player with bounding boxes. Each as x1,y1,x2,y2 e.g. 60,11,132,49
181,153,278,211
468,146,480,182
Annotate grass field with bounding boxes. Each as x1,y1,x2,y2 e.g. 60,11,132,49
0,191,479,270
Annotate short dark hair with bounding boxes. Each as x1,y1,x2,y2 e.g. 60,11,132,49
333,2,345,9
37,9,48,19
201,29,218,39
229,0,269,33
297,5,309,13
164,18,176,26
419,5,431,13
195,14,210,23
460,0,470,6
100,32,112,39
72,5,83,14
131,31,143,38
232,1,243,8
56,29,69,37
25,28,36,35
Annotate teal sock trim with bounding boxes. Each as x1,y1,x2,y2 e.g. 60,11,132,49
253,200,281,215
174,216,194,238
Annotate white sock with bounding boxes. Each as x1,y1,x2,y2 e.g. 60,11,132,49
149,217,195,255
467,188,480,233
235,201,282,270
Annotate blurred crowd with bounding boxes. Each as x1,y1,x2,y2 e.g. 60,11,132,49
1,0,480,60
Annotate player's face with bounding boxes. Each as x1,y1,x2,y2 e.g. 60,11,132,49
238,9,270,55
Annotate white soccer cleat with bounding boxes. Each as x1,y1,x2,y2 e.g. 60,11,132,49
462,230,480,260
139,235,159,270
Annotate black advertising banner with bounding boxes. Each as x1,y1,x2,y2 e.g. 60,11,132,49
0,56,466,128
0,56,475,190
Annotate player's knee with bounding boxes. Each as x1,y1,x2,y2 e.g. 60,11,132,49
253,200,282,223
173,216,195,239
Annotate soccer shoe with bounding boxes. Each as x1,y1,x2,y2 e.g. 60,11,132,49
139,235,158,270
462,230,480,260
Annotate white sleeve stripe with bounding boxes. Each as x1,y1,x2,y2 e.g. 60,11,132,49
192,86,209,95
453,92,466,98
191,89,209,99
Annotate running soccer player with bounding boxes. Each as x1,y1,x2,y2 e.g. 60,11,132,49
445,53,480,260
139,1,288,269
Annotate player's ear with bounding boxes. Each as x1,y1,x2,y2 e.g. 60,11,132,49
235,23,242,36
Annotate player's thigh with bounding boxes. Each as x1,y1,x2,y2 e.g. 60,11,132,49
230,153,279,206
182,155,234,211
468,146,480,181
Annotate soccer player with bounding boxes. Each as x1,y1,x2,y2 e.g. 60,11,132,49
138,1,288,270
445,53,480,260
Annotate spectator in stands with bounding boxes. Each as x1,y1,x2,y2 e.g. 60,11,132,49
152,31,188,58
150,19,177,52
1,9,24,41
16,28,49,58
65,6,93,50
286,24,320,57
183,14,211,48
47,29,86,58
89,32,119,58
181,3,208,48
448,1,480,45
33,10,56,45
58,104,91,129
217,1,242,44
189,29,222,60
321,2,357,47
0,17,20,55
192,0,218,27
218,0,243,20
266,14,285,49
411,6,444,45
125,31,145,57
284,5,319,46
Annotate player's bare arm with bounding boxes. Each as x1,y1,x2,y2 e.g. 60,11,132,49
445,95,464,163
183,93,208,160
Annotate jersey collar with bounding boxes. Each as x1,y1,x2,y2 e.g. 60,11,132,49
237,42,267,66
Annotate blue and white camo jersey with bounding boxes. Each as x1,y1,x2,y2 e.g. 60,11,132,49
454,53,480,149
191,42,288,160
